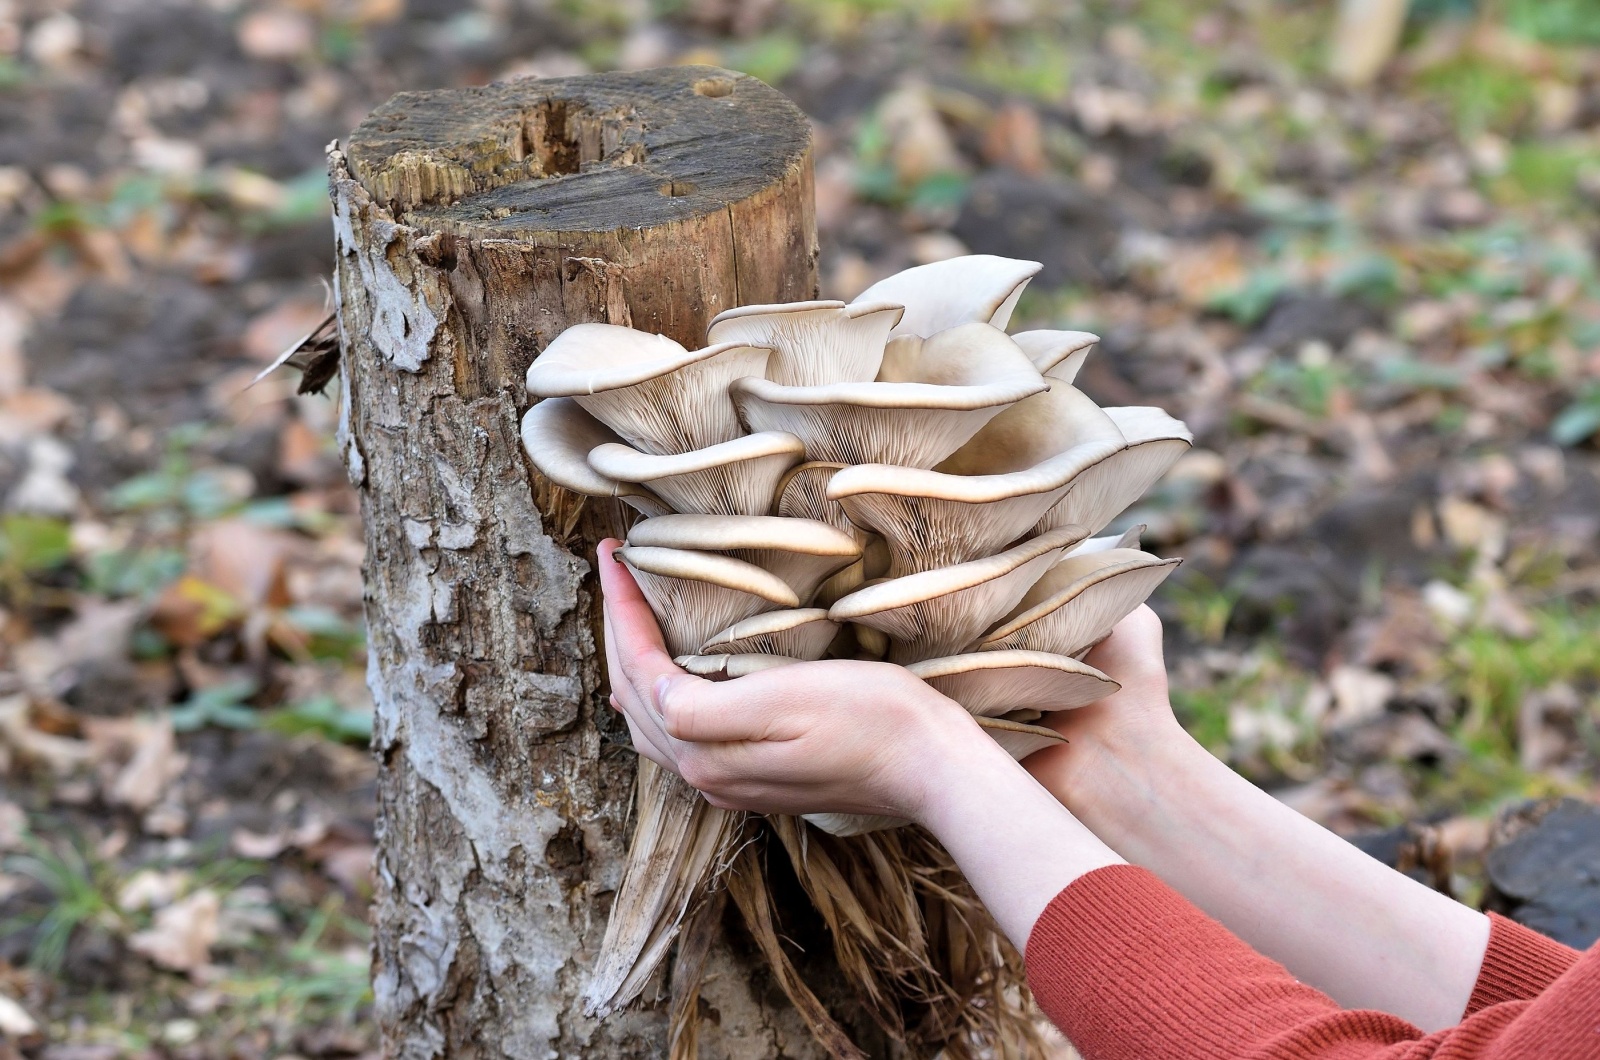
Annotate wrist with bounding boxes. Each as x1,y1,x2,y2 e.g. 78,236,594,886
899,706,1020,830
1052,712,1205,842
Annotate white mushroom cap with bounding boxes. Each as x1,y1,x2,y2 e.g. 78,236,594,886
851,255,1042,338
802,811,907,837
675,653,802,679
707,300,905,386
519,398,671,517
906,650,1119,717
699,608,838,659
937,379,1122,478
587,431,805,516
776,461,874,606
976,548,1180,657
1066,524,1146,557
1010,330,1100,384
525,323,771,455
731,324,1046,468
1035,405,1193,538
615,545,799,656
626,514,862,605
975,715,1068,760
827,525,1083,664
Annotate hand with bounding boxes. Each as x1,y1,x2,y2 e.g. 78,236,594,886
1021,604,1185,809
596,538,985,823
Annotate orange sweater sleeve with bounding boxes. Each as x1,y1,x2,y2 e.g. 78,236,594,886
1024,865,1598,1060
1465,912,1580,1013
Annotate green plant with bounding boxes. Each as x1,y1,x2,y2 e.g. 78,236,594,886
2,832,125,973
214,899,372,1027
170,679,261,733
263,696,373,744
1167,570,1248,645
1552,382,1600,446
1505,0,1600,46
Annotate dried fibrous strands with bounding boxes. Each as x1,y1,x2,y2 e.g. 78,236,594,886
587,430,805,516
977,548,1182,657
708,299,904,385
526,322,771,454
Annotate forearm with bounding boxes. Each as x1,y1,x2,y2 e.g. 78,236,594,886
1058,720,1489,1030
915,737,1124,949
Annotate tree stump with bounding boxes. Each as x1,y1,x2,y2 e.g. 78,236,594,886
329,66,832,1058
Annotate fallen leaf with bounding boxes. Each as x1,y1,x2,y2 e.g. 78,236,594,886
129,888,220,973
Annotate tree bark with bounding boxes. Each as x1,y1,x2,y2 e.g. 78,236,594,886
330,66,835,1059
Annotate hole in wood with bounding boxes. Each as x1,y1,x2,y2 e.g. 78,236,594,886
693,77,735,98
658,181,697,197
521,98,645,179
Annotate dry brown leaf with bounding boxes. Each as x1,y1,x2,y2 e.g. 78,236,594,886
130,888,220,974
190,519,299,611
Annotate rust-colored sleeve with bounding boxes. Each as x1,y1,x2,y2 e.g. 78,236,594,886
1024,865,1599,1060
1465,913,1581,1014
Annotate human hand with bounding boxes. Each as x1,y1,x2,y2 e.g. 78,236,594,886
1021,605,1185,808
596,538,990,823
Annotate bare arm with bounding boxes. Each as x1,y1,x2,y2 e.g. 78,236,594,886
1025,606,1491,1032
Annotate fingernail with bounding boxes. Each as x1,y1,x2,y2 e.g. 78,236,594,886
652,676,672,714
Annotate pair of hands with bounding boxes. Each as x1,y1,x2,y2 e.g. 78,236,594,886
598,537,1179,826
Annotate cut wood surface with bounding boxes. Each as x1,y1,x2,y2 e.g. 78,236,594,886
331,65,838,1059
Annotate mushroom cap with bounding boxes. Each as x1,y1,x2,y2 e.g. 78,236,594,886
519,398,671,516
827,525,1083,663
977,548,1180,657
627,514,862,605
975,715,1068,760
731,324,1046,468
775,461,871,604
699,608,838,659
827,434,1125,576
937,380,1122,478
587,431,805,516
1066,524,1146,557
707,300,904,386
802,811,908,837
1034,406,1192,538
527,324,772,455
1010,330,1100,384
906,649,1119,717
616,545,800,655
851,255,1042,338
675,653,802,679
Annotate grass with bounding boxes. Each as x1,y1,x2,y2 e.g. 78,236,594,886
2,832,126,973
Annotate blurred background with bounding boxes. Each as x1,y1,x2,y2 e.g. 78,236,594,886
0,0,1598,1055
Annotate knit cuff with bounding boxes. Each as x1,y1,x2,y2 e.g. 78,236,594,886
1465,913,1582,1015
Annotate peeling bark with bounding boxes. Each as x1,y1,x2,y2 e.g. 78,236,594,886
332,67,834,1058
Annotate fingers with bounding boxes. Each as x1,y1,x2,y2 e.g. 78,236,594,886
596,538,685,710
1083,604,1168,687
655,669,789,743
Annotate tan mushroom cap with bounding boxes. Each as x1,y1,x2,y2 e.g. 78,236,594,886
699,608,838,660
851,255,1042,338
731,323,1046,468
828,525,1082,664
776,461,875,606
1010,330,1100,384
976,548,1180,657
906,650,1119,717
626,514,861,605
525,323,771,455
707,300,904,386
937,379,1122,478
1034,405,1193,538
615,545,799,656
519,398,671,517
675,653,802,679
975,715,1068,760
587,431,804,516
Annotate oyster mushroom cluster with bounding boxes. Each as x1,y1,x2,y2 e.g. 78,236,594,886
522,255,1191,836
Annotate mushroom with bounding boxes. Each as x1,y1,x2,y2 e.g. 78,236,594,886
731,324,1046,468
975,548,1181,657
699,609,838,660
587,431,805,516
519,398,673,516
1067,524,1146,556
825,381,1126,576
827,525,1083,664
851,255,1042,338
775,461,876,606
675,653,802,679
707,300,904,386
1035,405,1193,538
975,715,1068,760
906,650,1119,717
525,323,771,455
1010,330,1099,384
626,514,861,606
615,545,799,656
